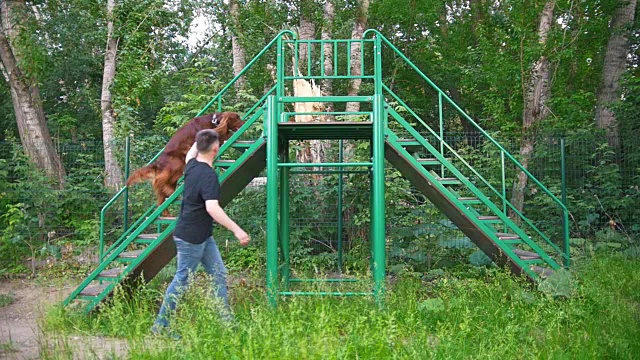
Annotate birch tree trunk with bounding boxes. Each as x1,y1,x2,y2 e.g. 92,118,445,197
595,0,637,147
230,0,246,90
297,4,315,75
101,0,123,190
322,0,335,112
344,0,370,115
511,0,556,216
0,0,65,186
295,1,328,172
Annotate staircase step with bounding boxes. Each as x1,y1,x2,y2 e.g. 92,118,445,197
530,265,554,278
79,283,110,297
458,197,482,205
98,267,126,278
396,139,422,153
214,160,235,167
138,233,159,239
155,216,177,224
135,233,160,244
118,250,144,259
495,232,520,240
478,215,501,223
436,177,462,185
232,141,255,153
417,158,440,166
512,249,541,260
501,239,524,245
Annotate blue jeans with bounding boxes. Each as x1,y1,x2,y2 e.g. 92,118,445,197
153,236,230,329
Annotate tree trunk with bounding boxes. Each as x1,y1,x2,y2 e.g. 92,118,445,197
0,0,65,186
511,0,556,216
230,0,246,90
298,8,315,76
322,0,335,112
595,0,637,147
101,0,123,190
344,0,370,115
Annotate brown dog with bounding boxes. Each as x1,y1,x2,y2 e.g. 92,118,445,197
126,112,244,215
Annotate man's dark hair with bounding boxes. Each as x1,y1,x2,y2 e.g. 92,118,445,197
196,129,220,153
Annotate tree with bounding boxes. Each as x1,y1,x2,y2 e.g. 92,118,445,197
230,0,246,90
0,0,65,186
511,0,556,215
344,0,370,115
595,0,637,146
321,0,335,112
100,0,123,190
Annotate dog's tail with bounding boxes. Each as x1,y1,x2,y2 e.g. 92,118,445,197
125,165,157,187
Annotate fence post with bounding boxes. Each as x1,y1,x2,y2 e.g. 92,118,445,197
561,136,570,267
123,136,130,231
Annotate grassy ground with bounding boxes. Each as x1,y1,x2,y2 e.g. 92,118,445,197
40,255,640,359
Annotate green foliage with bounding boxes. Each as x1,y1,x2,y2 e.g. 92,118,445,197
0,293,15,307
40,255,640,359
0,143,106,273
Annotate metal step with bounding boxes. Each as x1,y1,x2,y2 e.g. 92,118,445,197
458,197,482,205
513,249,541,260
495,232,520,240
417,158,440,166
118,250,144,259
135,233,159,244
98,267,126,278
436,177,462,185
232,141,255,153
530,265,554,278
214,160,235,168
478,215,501,222
79,283,110,297
396,139,422,153
155,216,177,224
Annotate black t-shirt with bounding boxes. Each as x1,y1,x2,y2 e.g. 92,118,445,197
174,159,220,244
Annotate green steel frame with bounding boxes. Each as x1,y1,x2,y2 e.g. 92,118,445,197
66,28,570,314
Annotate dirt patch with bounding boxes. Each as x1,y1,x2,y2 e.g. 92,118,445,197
0,278,130,359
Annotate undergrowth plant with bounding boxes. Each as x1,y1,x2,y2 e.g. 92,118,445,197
40,255,640,359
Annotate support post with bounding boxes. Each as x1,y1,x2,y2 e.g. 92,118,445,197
266,96,279,306
561,137,570,267
438,93,444,178
501,150,507,232
372,94,386,307
280,140,291,289
337,139,344,273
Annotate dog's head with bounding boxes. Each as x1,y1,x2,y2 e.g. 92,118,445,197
212,112,245,143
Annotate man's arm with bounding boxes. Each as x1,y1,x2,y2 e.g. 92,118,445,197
205,200,250,246
185,142,198,164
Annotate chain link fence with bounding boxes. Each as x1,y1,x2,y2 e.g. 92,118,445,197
1,129,637,273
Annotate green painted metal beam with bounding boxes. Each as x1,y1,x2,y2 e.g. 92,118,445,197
265,96,279,307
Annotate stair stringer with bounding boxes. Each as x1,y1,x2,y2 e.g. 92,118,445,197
385,140,537,282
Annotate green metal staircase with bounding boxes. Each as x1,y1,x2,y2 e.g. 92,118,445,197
63,113,267,313
64,29,569,312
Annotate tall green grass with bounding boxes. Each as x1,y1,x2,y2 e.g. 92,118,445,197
42,256,640,359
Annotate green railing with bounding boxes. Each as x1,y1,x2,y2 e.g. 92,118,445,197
98,30,296,261
363,29,570,266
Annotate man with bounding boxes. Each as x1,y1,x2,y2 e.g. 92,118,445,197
152,129,250,334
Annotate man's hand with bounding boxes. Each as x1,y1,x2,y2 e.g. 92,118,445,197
206,199,250,246
234,228,250,246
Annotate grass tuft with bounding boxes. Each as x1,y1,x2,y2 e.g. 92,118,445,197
41,255,640,359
